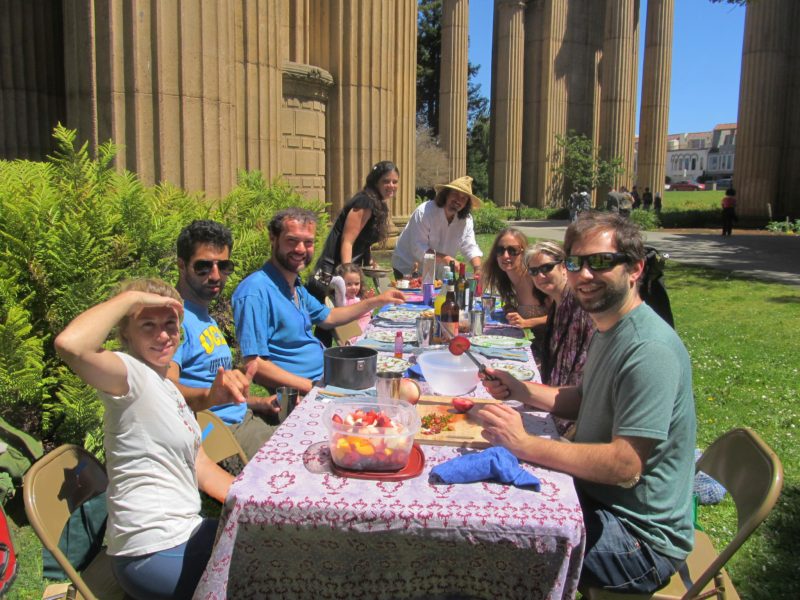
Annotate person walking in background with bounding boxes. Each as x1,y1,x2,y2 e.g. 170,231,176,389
307,160,398,346
631,186,641,210
721,188,737,236
642,187,653,211
654,193,662,214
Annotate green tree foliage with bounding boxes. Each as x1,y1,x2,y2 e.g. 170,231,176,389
0,125,328,453
551,131,624,202
466,112,490,198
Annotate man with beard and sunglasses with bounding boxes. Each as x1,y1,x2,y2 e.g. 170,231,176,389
169,220,279,460
479,212,696,594
232,208,405,394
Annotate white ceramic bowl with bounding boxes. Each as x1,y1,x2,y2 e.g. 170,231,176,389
416,350,488,396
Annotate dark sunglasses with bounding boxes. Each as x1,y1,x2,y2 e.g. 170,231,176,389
565,253,629,273
528,261,562,276
192,259,235,276
495,245,523,257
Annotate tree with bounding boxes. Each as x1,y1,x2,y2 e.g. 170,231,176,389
551,131,624,197
466,111,490,198
417,1,442,135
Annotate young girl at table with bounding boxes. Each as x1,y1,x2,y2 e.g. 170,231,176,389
55,279,234,600
330,263,372,343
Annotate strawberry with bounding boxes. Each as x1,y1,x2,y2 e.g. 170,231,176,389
376,414,392,428
331,413,344,424
451,397,475,413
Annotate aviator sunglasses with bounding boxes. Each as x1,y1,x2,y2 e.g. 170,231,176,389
192,259,236,276
528,260,563,276
564,252,629,273
495,245,523,257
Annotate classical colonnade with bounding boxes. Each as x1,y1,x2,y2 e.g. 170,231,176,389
1,0,798,220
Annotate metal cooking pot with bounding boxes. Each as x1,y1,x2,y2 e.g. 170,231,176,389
323,346,378,390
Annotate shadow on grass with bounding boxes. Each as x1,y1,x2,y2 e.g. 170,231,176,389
768,295,800,304
735,484,800,600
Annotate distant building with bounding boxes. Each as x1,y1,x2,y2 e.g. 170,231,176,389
634,123,736,187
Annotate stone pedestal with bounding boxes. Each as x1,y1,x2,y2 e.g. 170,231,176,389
439,0,468,180
637,0,673,199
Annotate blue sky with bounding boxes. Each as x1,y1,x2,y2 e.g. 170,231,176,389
467,0,746,135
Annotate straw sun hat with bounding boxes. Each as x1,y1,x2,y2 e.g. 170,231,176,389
433,176,481,208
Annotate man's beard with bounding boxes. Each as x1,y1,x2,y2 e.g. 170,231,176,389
274,246,313,274
575,278,629,314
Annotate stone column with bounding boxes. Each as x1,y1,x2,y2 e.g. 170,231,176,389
598,0,637,191
391,0,418,221
282,0,310,64
309,0,395,215
234,0,283,183
439,0,469,180
637,0,673,198
491,0,526,208
0,0,66,159
63,0,238,196
735,0,795,219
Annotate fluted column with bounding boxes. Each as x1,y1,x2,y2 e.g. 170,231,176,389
391,0,418,220
439,0,469,180
63,0,238,196
234,0,282,184
0,0,66,159
599,0,637,190
309,0,394,215
735,0,794,219
637,0,673,197
491,0,526,207
282,0,309,64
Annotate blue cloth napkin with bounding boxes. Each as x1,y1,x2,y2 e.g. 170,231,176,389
430,447,541,491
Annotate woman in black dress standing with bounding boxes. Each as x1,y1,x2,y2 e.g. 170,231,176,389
308,160,399,345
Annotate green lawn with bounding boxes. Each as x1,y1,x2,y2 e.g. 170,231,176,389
8,230,799,600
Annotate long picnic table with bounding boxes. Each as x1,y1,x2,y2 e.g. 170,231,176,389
194,301,585,599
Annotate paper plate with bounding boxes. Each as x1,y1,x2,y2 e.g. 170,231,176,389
377,355,412,373
469,334,528,349
490,360,535,381
367,330,418,344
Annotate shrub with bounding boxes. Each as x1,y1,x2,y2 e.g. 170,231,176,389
0,126,327,453
766,219,799,234
472,199,508,234
629,209,661,230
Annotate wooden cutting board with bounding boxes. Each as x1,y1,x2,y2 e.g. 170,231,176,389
414,395,500,448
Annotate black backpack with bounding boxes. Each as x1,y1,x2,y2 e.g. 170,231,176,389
640,246,675,328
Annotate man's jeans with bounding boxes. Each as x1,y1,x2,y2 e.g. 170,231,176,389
580,496,685,593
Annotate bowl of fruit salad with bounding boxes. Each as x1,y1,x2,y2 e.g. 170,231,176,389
323,398,420,471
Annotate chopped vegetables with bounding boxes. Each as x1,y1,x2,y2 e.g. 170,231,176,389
421,413,454,435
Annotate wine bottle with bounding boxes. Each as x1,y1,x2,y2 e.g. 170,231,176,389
455,262,467,309
440,279,459,339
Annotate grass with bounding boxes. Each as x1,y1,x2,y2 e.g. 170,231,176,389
8,231,799,600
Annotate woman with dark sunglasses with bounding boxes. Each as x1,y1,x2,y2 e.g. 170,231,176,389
526,241,595,398
481,228,548,330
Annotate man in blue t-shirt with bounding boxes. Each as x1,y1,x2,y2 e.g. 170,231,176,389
232,208,405,394
480,212,696,594
168,220,278,460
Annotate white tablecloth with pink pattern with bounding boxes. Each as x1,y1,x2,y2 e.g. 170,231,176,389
194,389,585,599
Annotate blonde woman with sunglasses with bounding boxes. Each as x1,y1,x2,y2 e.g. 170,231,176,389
525,241,595,389
481,228,548,330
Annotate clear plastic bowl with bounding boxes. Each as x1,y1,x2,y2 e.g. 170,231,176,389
323,398,420,471
416,350,487,396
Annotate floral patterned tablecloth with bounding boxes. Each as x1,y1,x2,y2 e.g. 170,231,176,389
194,320,585,599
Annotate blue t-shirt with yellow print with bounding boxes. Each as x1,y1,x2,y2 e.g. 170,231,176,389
172,299,246,424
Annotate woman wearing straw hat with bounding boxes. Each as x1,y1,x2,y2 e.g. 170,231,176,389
391,175,483,280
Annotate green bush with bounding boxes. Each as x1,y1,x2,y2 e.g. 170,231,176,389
766,219,800,233
658,209,720,228
629,208,661,230
472,199,508,234
0,125,328,453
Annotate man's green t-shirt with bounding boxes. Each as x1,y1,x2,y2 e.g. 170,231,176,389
575,303,696,560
